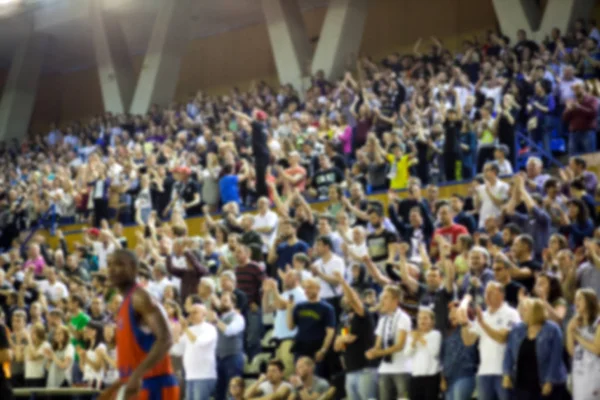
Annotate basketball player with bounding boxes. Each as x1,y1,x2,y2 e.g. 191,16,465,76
107,249,179,400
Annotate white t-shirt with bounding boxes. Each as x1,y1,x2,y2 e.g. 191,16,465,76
182,322,218,380
25,341,51,379
471,302,521,375
92,241,116,270
258,380,294,396
312,254,346,299
404,330,442,376
253,210,279,251
273,286,307,340
37,280,69,303
375,308,413,374
83,343,106,385
476,180,509,228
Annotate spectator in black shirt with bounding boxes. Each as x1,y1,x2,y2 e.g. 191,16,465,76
310,155,344,200
509,234,542,293
442,100,463,181
491,252,525,308
332,271,377,400
450,194,477,234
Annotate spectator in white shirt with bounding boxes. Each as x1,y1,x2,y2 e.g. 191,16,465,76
310,235,346,319
181,304,218,400
25,323,52,387
460,282,521,400
475,162,509,228
252,196,279,253
244,359,293,399
493,145,513,176
262,272,306,376
37,267,69,305
366,285,412,400
405,307,442,400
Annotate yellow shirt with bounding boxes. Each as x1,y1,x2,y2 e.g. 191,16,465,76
387,154,410,190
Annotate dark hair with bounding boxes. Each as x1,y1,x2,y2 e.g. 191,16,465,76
517,234,534,252
543,178,559,191
538,272,563,305
316,235,334,250
570,178,586,192
267,359,285,372
451,194,465,202
572,156,587,169
503,223,522,236
484,162,500,175
367,202,384,217
70,294,86,309
293,253,311,268
567,198,590,225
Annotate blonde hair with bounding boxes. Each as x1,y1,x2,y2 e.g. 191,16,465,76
526,298,547,325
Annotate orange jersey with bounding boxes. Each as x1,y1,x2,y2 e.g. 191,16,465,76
116,285,174,381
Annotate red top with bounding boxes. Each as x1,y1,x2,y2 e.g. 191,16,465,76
431,223,468,258
116,286,173,380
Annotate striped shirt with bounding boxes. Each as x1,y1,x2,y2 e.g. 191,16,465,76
235,263,265,305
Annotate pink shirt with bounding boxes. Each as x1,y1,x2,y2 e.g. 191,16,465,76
339,126,353,154
24,256,46,276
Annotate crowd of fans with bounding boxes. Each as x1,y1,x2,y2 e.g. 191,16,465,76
0,16,600,400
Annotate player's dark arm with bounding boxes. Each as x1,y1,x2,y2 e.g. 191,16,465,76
0,325,10,363
130,289,173,380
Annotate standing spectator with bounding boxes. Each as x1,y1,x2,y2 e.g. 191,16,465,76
24,323,51,387
491,253,525,308
310,236,346,319
234,244,264,359
262,273,306,377
442,102,463,182
475,163,509,229
211,291,246,400
286,278,335,376
566,288,600,400
461,282,521,400
332,271,376,400
267,219,309,274
181,304,218,400
563,82,598,155
509,234,542,293
431,204,469,259
558,198,594,249
252,197,279,254
366,285,412,400
23,244,46,277
503,298,568,400
44,325,75,391
9,310,27,388
405,308,442,400
165,244,209,304
366,204,399,271
441,304,478,400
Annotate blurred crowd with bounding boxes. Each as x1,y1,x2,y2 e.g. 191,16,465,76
0,16,600,400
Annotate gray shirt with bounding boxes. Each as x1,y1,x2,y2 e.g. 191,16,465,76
577,262,600,296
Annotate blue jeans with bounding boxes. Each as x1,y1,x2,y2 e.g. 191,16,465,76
569,130,597,155
478,375,508,400
446,376,476,400
245,308,263,360
186,378,216,400
215,353,244,400
345,368,377,400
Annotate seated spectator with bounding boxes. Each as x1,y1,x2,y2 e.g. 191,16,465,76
244,359,292,399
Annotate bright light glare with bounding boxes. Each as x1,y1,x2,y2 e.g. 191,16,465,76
0,0,20,5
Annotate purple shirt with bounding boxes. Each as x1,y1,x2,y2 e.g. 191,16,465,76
24,256,46,276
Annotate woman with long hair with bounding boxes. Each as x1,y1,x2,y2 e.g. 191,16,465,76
24,323,51,387
503,298,569,400
558,198,594,249
542,234,569,273
405,307,442,400
45,325,75,394
534,273,567,325
98,323,118,390
566,288,600,400
79,321,105,390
